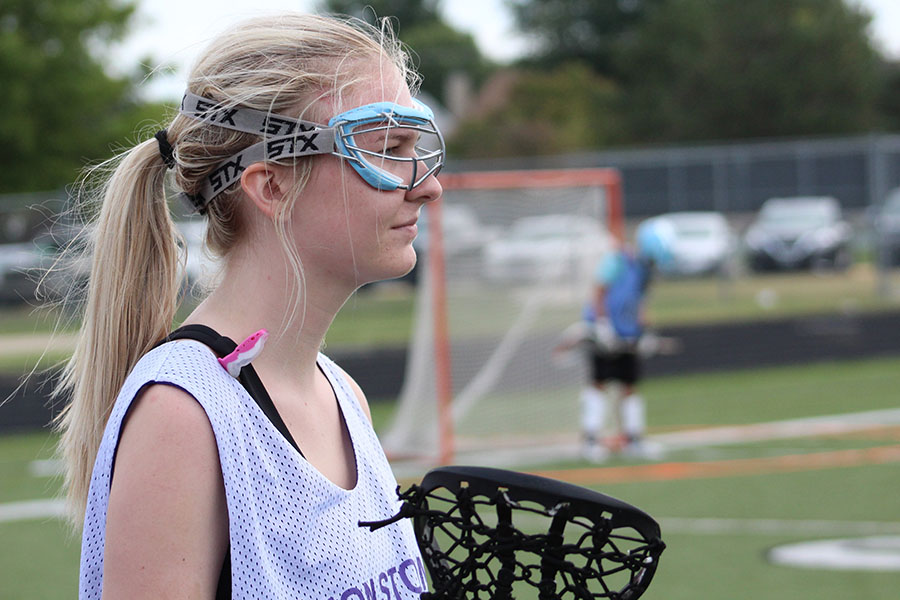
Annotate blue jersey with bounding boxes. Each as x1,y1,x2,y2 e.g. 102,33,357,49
595,251,651,340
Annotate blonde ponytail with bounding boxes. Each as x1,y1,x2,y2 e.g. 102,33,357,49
54,139,180,522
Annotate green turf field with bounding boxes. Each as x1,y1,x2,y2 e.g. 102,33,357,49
2,355,899,598
5,264,900,374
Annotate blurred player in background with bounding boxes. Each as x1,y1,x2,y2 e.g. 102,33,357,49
555,219,677,462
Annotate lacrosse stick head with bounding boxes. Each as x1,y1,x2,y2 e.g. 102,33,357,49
370,465,665,600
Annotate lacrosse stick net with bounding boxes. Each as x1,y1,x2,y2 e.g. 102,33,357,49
361,465,665,600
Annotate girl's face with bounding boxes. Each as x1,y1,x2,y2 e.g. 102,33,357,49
288,62,443,290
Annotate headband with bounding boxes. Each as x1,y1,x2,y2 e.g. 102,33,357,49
177,93,336,213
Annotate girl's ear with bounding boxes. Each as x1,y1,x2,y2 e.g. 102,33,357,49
240,163,293,219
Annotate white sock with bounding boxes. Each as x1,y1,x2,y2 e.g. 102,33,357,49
580,387,608,441
621,394,646,440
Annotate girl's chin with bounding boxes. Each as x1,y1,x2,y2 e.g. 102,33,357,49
386,260,418,282
358,254,418,287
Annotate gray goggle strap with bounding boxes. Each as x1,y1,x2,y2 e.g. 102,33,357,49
180,92,325,137
178,93,336,213
181,130,337,212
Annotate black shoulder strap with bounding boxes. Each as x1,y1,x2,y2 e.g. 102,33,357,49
159,325,305,600
162,324,233,355
160,325,302,456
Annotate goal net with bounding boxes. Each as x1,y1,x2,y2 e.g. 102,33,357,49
382,168,624,468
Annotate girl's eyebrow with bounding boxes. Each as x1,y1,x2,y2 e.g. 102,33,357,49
389,130,418,143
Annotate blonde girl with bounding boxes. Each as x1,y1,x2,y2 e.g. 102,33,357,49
54,13,443,599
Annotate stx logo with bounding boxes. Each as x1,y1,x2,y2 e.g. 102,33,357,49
260,115,317,136
207,156,246,193
189,98,239,127
266,133,321,159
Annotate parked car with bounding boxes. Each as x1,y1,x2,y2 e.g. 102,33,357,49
640,211,737,277
0,241,46,304
743,196,852,271
12,222,93,304
32,221,218,304
482,214,612,283
873,187,900,267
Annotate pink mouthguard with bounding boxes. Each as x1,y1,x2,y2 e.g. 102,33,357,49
218,329,269,378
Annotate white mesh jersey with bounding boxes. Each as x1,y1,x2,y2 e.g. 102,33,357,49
79,340,426,599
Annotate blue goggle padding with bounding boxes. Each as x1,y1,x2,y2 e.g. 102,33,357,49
329,100,440,191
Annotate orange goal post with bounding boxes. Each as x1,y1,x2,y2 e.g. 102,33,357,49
383,167,625,469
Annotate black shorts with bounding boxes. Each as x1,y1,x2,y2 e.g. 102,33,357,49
590,351,641,385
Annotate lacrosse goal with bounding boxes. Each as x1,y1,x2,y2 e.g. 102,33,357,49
382,168,625,467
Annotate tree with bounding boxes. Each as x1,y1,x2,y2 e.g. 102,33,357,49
615,0,885,143
319,0,492,104
448,63,622,157
322,0,441,28
0,0,172,194
401,20,492,104
877,60,900,132
507,0,664,77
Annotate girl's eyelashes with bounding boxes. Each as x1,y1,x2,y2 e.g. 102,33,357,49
384,133,420,157
382,141,400,156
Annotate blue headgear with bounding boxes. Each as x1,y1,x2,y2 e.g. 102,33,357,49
635,218,675,268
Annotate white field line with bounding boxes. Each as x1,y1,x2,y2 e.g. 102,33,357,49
769,536,900,571
0,332,77,357
28,458,64,477
1,496,895,543
648,408,900,449
0,498,65,523
659,517,900,536
390,408,900,476
504,512,900,538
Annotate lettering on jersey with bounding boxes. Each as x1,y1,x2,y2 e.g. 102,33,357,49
396,559,425,595
261,115,317,136
378,571,390,599
328,557,427,600
266,133,320,159
207,155,246,193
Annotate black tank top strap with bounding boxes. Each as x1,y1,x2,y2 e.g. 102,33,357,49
157,324,304,600
159,325,301,455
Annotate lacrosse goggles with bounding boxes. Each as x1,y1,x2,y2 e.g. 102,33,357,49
178,91,445,213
